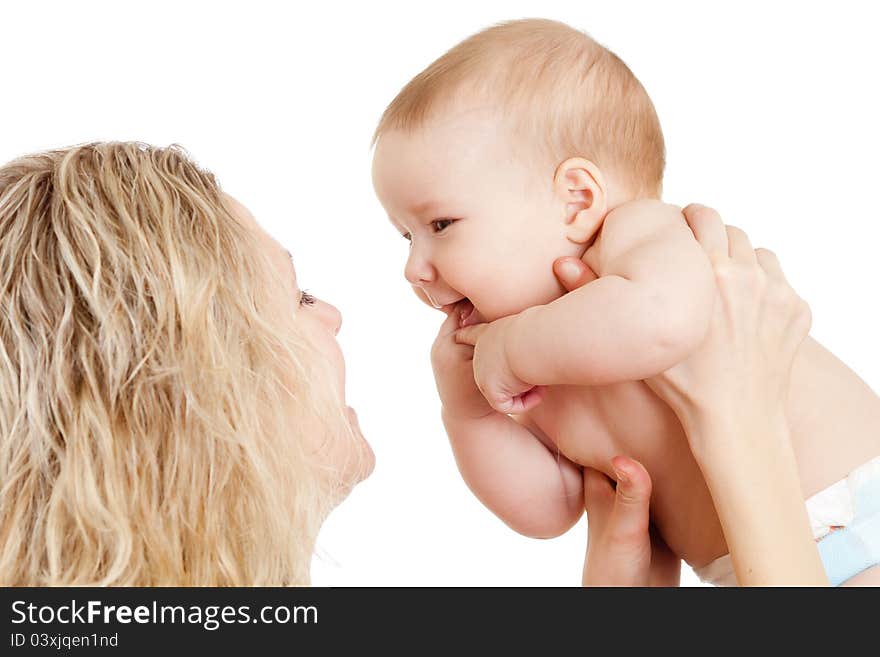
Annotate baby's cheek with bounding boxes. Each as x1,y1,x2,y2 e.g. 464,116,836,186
482,278,555,321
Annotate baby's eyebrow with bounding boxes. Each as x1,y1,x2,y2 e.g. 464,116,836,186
409,199,441,216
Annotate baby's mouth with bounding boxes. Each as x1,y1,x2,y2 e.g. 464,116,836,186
457,298,485,328
434,295,487,326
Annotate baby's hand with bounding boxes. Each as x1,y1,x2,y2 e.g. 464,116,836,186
455,315,544,414
431,301,496,420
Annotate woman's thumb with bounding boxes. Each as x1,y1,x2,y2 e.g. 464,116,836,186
553,257,598,292
608,456,653,542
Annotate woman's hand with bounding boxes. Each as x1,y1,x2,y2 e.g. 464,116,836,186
553,204,811,455
641,204,812,455
555,203,827,586
582,457,680,587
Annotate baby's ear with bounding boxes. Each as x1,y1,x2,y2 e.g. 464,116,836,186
553,158,607,244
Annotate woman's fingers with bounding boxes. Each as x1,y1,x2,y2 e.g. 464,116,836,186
755,248,813,339
553,256,598,292
726,225,757,265
683,204,759,267
682,203,729,263
583,458,654,587
755,247,785,281
585,457,652,538
606,456,653,543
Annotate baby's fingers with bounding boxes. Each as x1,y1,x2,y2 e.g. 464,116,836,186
436,306,465,340
455,323,488,346
480,385,542,415
506,386,545,414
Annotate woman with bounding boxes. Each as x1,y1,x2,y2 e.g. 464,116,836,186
0,141,829,586
0,142,372,585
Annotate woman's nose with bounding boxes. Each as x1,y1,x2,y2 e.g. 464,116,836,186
404,245,436,287
320,301,343,336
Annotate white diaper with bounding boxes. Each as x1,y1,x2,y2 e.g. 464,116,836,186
694,454,880,586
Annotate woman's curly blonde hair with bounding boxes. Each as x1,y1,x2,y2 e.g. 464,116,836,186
0,142,356,585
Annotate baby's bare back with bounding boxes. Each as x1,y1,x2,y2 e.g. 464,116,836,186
527,336,880,569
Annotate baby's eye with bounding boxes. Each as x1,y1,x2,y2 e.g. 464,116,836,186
431,219,454,233
299,290,317,307
402,232,412,243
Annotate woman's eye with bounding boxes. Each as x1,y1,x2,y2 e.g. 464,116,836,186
431,219,454,233
299,290,317,307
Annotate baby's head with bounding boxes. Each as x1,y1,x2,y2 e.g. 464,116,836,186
372,19,665,321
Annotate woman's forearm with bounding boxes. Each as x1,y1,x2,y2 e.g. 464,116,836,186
688,416,828,586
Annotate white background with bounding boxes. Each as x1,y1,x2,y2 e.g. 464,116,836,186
3,1,878,586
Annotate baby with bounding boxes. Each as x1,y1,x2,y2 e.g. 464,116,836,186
371,19,880,585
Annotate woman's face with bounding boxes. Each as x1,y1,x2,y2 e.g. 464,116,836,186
224,195,374,491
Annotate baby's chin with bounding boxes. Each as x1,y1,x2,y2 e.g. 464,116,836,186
470,299,540,324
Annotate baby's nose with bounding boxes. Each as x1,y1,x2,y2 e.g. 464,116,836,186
404,249,436,287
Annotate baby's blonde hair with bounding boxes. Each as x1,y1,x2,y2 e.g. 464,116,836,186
0,142,358,585
374,18,665,198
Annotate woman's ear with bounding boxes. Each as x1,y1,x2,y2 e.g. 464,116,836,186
553,158,607,244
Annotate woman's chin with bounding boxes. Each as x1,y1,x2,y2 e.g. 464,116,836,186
346,406,375,482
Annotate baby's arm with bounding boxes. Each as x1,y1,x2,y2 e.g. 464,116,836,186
444,411,584,538
432,305,583,538
508,200,715,387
